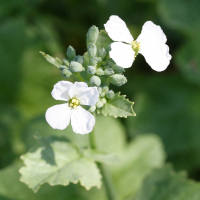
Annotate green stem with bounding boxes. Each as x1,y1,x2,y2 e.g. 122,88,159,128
89,115,117,200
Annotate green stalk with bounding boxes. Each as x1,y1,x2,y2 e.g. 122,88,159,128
89,114,117,200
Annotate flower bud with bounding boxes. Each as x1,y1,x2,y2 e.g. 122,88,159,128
97,87,102,94
67,45,76,61
90,75,101,86
89,57,98,66
74,55,83,64
59,65,67,71
101,98,107,104
63,58,70,67
100,92,105,98
87,65,96,75
104,68,114,76
69,61,84,72
112,64,125,73
96,68,104,76
106,90,115,99
98,48,107,58
82,53,89,68
96,100,103,109
61,68,72,78
88,105,96,113
88,43,97,58
108,74,127,86
97,57,102,63
102,85,109,93
86,25,99,47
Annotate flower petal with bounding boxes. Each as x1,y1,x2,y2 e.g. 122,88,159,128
45,103,71,130
139,43,172,72
136,21,171,72
77,88,99,106
110,42,135,68
104,15,133,44
71,106,95,134
51,81,73,101
136,21,167,44
67,82,89,99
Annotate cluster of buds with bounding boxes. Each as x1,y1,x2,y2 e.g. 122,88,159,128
54,25,128,113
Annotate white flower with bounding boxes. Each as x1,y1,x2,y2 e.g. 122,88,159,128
45,81,99,134
104,15,172,72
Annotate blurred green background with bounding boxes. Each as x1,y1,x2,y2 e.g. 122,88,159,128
1,0,200,199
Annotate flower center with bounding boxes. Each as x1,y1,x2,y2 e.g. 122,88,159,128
131,41,140,58
68,98,80,108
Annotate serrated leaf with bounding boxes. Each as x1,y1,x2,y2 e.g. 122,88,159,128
39,51,63,68
83,149,118,165
0,161,105,200
135,165,200,200
95,30,112,53
19,136,102,192
100,92,136,118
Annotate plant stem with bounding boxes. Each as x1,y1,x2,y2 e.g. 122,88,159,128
98,164,117,200
89,115,117,200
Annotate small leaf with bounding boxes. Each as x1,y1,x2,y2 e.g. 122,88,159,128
19,136,102,192
135,165,200,200
95,30,112,53
83,149,119,165
100,92,136,118
39,51,63,68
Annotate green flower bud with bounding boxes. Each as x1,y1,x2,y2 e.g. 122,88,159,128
101,98,107,104
59,65,67,70
69,61,84,72
108,74,127,86
90,75,101,86
88,105,96,113
100,92,105,98
63,58,70,67
102,85,109,93
96,68,104,76
104,68,114,76
112,64,125,73
67,45,76,60
61,68,72,78
82,53,89,68
87,65,96,75
88,43,97,58
86,25,99,47
106,90,115,99
89,57,98,66
96,100,103,109
98,48,107,58
97,87,102,94
74,55,83,64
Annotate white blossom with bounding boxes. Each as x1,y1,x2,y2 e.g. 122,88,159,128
104,15,172,72
45,81,99,134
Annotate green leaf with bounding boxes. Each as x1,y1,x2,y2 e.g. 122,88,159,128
135,165,200,200
0,161,105,200
39,51,63,68
158,0,200,32
20,136,102,192
100,92,136,118
82,149,118,165
95,115,126,154
175,37,200,87
95,30,112,53
126,75,200,172
110,134,165,200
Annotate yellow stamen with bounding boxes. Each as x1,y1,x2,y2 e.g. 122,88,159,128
69,98,80,108
131,41,140,58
